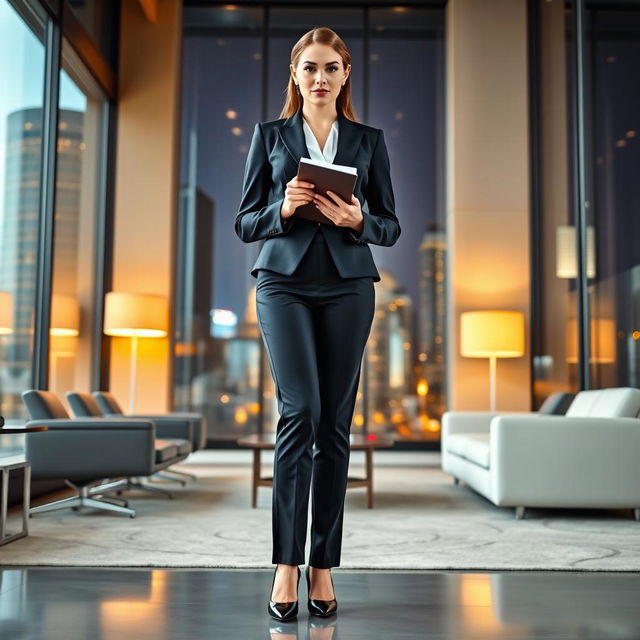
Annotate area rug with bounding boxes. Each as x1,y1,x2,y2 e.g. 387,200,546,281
1,451,638,571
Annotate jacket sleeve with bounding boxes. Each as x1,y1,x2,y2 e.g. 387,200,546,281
348,128,401,247
235,122,295,243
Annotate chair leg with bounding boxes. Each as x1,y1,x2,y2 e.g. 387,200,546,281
92,494,130,508
30,495,84,515
87,479,129,495
150,471,188,486
161,468,197,482
515,506,526,520
30,484,136,518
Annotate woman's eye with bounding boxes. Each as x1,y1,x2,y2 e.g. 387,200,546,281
303,66,339,72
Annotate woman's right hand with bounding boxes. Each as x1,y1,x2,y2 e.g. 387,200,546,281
281,177,315,218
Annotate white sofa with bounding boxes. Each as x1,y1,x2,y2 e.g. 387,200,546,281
441,387,640,520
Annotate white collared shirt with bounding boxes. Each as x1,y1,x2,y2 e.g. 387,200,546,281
302,117,339,163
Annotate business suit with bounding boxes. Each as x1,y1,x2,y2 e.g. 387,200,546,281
235,107,401,279
236,107,400,568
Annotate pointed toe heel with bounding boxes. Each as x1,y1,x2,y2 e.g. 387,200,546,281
305,565,338,617
267,565,301,621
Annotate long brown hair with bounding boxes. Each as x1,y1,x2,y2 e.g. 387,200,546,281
278,27,359,122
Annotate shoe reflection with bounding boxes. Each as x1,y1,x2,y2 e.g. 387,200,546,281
308,616,337,638
268,618,298,638
268,616,338,640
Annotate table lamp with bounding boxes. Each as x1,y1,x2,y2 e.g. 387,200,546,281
103,292,168,412
460,310,525,411
0,291,13,335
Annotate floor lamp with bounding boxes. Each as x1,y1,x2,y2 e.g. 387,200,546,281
460,310,525,411
103,292,168,413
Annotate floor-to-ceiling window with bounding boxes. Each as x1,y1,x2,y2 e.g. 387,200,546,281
177,3,446,446
531,0,640,406
48,39,108,400
0,0,47,421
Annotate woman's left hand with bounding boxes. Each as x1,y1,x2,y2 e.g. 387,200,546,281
313,190,364,233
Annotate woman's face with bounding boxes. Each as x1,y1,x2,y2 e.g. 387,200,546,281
291,43,351,106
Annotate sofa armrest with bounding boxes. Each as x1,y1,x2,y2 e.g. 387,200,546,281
30,418,155,430
490,415,640,506
125,414,194,443
25,418,156,480
442,411,536,450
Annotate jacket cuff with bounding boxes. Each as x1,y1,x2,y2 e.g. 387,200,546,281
348,213,369,244
267,199,295,237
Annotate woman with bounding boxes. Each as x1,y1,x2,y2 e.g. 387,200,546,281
235,27,400,621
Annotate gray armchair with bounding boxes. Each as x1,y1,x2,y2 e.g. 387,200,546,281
67,391,195,486
91,390,207,483
21,390,192,516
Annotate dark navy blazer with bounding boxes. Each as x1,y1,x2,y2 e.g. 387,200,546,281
235,107,401,282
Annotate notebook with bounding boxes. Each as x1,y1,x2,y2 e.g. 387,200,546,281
294,157,358,225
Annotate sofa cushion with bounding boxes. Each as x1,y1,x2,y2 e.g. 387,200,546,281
566,387,640,419
154,440,179,463
446,433,490,469
163,438,192,456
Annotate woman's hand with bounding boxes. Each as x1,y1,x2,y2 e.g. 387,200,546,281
313,191,364,232
281,177,315,218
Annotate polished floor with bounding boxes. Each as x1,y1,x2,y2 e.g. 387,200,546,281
0,568,638,639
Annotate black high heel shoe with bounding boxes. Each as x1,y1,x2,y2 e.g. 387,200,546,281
268,565,301,621
305,566,338,617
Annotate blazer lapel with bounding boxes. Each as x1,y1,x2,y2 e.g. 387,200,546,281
278,107,363,168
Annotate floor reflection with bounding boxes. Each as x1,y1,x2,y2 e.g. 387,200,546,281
0,568,638,639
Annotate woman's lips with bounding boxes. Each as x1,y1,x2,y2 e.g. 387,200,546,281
313,90,328,94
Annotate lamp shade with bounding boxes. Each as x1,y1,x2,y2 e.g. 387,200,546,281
0,290,13,335
50,293,80,336
104,292,168,338
460,310,525,358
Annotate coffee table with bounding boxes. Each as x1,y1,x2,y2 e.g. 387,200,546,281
0,425,48,545
237,433,394,509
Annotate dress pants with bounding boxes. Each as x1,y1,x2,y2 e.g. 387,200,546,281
255,227,375,568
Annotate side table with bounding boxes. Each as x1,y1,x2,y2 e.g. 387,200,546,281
0,426,48,546
237,433,394,509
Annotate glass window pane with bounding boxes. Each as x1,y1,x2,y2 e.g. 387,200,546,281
368,7,445,441
532,0,580,405
177,7,264,440
0,0,46,421
49,38,106,400
588,6,640,388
